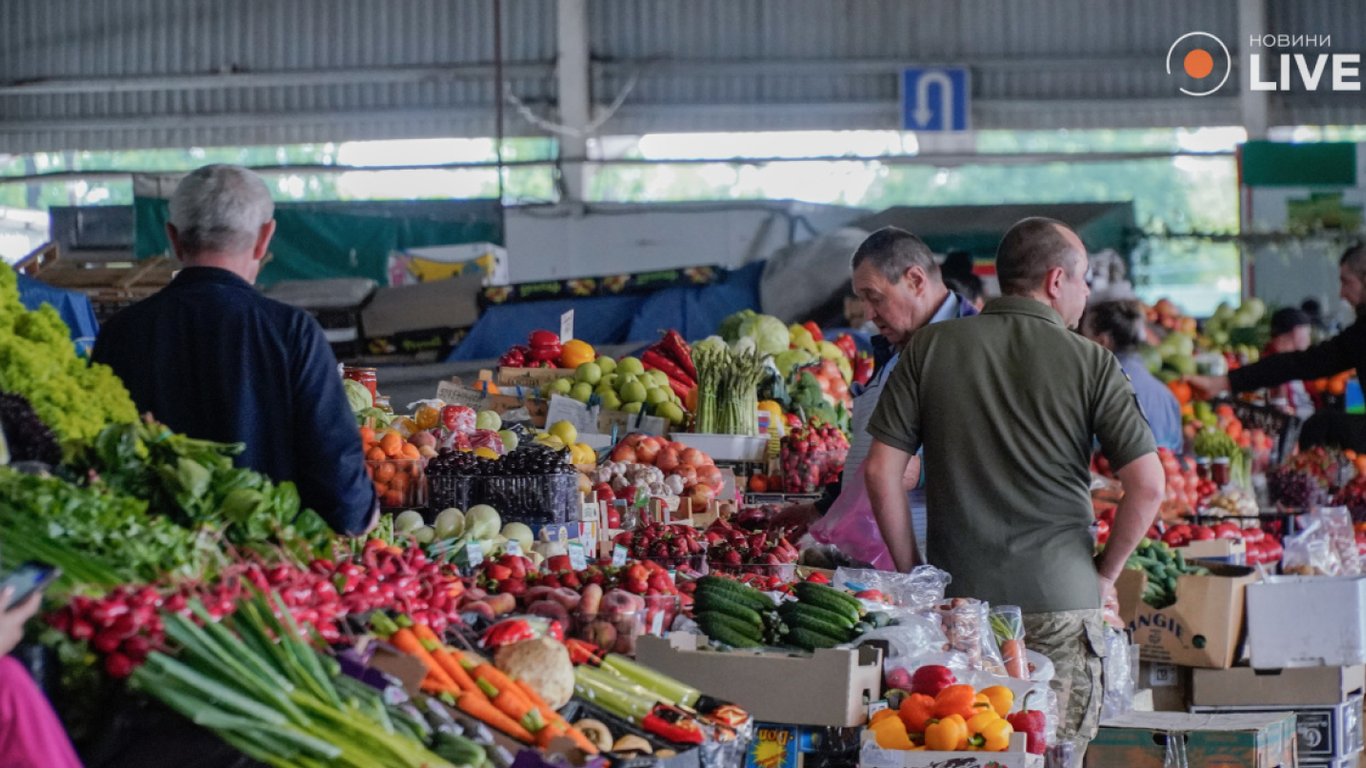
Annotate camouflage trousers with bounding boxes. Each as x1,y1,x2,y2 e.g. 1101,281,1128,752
1023,608,1108,763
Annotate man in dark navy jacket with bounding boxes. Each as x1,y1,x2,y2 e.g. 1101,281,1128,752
93,164,377,535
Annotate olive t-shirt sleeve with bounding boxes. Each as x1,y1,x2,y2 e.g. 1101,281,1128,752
1092,353,1157,470
867,343,923,456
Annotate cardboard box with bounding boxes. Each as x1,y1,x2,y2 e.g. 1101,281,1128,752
634,633,882,728
1117,562,1257,669
1180,538,1248,566
1088,711,1297,768
361,273,481,358
1139,661,1192,712
496,366,575,389
1247,576,1366,669
1193,695,1364,761
860,732,1041,768
1193,665,1366,707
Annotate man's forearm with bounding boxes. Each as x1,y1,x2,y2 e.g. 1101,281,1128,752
865,445,918,572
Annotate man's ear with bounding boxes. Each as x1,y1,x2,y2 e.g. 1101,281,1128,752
904,265,927,293
1045,266,1066,300
252,220,277,262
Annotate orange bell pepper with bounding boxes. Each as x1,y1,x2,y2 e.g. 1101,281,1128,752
871,714,915,750
933,684,979,720
924,714,968,752
898,693,937,734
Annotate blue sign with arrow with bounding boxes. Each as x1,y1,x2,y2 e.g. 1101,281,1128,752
901,67,970,132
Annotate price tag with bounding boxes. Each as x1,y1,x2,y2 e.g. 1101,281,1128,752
611,544,628,567
568,541,588,571
667,569,676,584
868,700,890,718
462,540,484,568
649,609,666,636
504,538,522,557
560,309,575,343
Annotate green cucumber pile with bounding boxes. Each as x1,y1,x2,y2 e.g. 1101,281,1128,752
693,577,890,651
1125,538,1210,609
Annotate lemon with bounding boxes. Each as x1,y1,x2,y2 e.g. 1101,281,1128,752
549,420,578,446
474,447,501,459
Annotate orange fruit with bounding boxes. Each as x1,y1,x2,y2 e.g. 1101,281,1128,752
380,431,404,458
559,339,597,369
366,446,387,461
389,473,409,492
359,426,376,445
375,462,396,483
382,489,404,508
400,443,420,460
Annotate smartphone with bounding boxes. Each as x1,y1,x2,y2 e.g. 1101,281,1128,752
0,562,60,610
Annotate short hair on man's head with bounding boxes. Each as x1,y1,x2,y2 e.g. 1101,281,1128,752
169,164,274,257
996,217,1084,296
1084,299,1146,353
850,226,940,284
1341,242,1366,278
945,274,984,305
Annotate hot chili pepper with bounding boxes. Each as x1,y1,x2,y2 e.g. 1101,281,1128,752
933,684,978,720
924,714,967,751
642,704,705,745
658,330,697,380
980,685,1014,718
898,693,936,734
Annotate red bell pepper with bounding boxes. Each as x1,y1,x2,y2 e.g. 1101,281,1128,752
910,665,956,698
833,333,857,360
528,329,560,349
1007,708,1047,755
853,351,874,387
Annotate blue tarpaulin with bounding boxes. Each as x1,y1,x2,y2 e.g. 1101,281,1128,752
448,261,764,360
17,273,100,355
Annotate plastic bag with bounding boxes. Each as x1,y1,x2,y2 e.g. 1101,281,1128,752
833,565,950,611
988,605,1029,679
863,614,953,676
1100,627,1135,721
1283,509,1359,576
1317,506,1361,576
806,470,893,570
935,598,1006,675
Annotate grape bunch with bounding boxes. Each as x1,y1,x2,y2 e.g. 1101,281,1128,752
427,444,574,477
0,392,61,465
1267,465,1328,509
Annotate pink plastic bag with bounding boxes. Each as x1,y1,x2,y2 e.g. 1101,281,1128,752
806,468,894,570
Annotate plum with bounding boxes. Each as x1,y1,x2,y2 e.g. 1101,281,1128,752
581,618,617,650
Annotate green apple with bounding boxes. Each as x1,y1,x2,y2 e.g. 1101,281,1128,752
498,429,520,451
599,391,623,411
621,380,648,404
549,377,573,396
570,382,594,403
647,369,669,388
657,402,685,426
617,356,645,376
645,387,669,406
595,381,616,396
622,402,643,415
475,410,502,431
596,356,617,375
575,362,602,386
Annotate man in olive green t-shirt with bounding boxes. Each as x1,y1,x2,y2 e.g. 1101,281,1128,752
865,217,1164,758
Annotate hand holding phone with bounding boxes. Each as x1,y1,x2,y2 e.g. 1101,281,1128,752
1,563,59,612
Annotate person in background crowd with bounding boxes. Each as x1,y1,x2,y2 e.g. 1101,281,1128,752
1300,297,1330,337
773,227,976,561
92,164,377,536
1082,298,1184,452
865,217,1164,761
0,586,82,768
945,274,986,312
1190,244,1366,451
1264,307,1316,420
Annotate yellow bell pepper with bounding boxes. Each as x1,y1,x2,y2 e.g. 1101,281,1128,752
972,718,1014,752
980,685,1014,718
973,693,994,713
967,710,1002,737
871,714,915,750
924,714,967,752
869,708,901,727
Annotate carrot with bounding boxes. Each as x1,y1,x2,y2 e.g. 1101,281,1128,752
534,719,569,750
1001,638,1028,679
468,659,527,702
517,680,599,755
410,623,481,695
387,627,461,691
455,692,535,742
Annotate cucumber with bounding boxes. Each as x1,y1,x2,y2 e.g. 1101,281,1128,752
697,576,776,611
793,583,862,622
696,612,763,647
787,627,845,651
778,601,856,630
694,591,765,630
780,607,854,641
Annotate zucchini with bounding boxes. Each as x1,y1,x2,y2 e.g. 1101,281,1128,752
696,612,763,647
694,591,765,630
787,627,845,652
697,576,776,611
778,601,856,630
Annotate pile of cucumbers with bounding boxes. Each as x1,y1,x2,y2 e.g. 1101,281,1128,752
693,576,891,652
1125,538,1210,609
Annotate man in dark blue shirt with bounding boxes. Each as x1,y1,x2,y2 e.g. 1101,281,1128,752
93,164,377,535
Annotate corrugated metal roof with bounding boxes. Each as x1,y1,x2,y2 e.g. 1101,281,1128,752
0,0,1361,152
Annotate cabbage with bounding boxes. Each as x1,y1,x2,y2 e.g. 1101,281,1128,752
774,349,818,378
738,314,790,357
719,309,756,342
730,336,758,356
343,378,372,412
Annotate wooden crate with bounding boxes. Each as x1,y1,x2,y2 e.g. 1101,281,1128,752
18,243,178,321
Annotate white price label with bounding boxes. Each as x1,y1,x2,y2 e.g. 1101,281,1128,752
568,541,588,571
463,541,484,568
867,700,890,718
611,544,628,567
560,310,575,344
504,539,522,557
649,609,666,636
